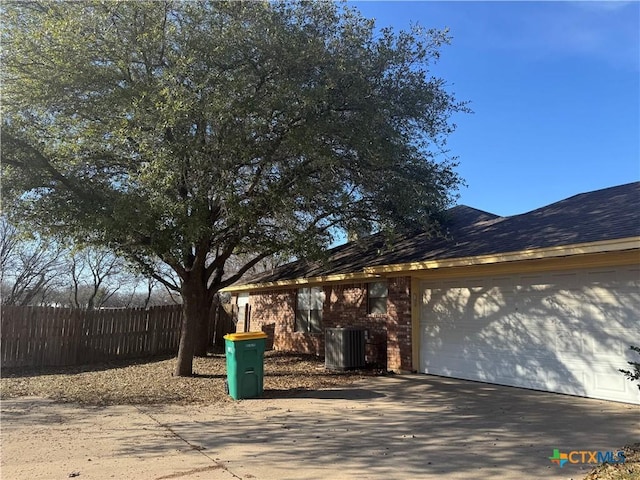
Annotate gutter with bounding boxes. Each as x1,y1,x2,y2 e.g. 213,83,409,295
221,236,640,293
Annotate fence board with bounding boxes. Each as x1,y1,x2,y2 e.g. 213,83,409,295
1,305,184,368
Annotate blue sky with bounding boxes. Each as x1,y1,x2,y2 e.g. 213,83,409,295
352,1,640,216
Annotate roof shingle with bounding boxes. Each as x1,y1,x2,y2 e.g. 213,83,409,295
244,182,640,284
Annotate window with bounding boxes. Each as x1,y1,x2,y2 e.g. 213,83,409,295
236,292,249,308
368,281,388,314
296,287,324,333
236,292,250,331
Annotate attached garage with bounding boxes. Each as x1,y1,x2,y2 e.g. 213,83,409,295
226,182,640,404
419,265,640,404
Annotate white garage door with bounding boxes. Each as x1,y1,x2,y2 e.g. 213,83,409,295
419,265,640,404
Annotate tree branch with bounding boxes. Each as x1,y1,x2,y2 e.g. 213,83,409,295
217,251,272,290
1,131,94,203
149,271,181,293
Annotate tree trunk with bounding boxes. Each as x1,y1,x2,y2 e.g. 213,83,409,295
194,306,212,357
174,272,211,376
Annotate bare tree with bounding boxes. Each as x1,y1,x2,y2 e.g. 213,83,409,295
0,217,63,306
128,259,181,306
1,217,179,308
66,248,124,309
95,259,181,308
222,253,290,285
106,276,181,308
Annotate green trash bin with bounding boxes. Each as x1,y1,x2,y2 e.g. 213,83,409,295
223,332,268,400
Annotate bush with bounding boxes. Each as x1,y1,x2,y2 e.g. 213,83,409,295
619,345,640,391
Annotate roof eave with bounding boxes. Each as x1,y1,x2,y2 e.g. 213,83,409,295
221,236,640,293
365,236,640,274
221,271,384,293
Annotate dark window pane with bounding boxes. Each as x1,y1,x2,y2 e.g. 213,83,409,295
310,287,324,309
297,288,311,310
368,297,387,314
309,309,323,333
368,281,388,314
369,281,388,298
295,310,309,333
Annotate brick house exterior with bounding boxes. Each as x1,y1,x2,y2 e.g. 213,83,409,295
233,276,413,371
224,183,640,394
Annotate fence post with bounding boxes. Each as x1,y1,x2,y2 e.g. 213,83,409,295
150,307,159,356
71,308,81,365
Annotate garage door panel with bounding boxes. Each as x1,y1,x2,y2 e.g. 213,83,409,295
555,328,584,354
593,371,630,394
423,351,576,393
582,330,628,357
420,266,640,404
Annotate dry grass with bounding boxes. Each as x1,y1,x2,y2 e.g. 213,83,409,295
583,443,640,480
0,351,383,406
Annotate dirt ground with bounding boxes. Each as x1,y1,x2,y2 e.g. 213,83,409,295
1,353,638,480
583,443,640,480
0,351,382,405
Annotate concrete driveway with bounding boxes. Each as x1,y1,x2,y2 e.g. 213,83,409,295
2,375,638,480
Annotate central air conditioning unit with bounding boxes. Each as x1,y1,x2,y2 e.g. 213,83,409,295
325,327,366,370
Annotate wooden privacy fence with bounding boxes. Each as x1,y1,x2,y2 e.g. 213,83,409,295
211,303,240,350
1,305,183,368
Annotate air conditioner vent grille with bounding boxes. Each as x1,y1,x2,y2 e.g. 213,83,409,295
325,327,366,370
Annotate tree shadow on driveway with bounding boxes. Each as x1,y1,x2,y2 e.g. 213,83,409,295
131,375,640,480
264,387,386,400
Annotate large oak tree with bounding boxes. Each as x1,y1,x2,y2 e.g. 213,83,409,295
1,1,467,376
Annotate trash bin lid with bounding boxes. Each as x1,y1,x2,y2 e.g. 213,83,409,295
224,332,268,341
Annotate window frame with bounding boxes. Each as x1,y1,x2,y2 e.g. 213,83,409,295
295,286,324,333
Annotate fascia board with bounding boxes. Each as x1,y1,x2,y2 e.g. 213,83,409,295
364,237,640,274
222,237,640,292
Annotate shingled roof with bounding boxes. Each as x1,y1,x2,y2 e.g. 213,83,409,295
244,181,640,284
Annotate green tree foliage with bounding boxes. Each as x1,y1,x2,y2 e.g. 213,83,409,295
620,346,640,391
1,1,467,376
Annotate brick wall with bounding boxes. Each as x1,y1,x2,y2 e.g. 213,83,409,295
386,277,413,372
234,276,413,371
324,284,388,366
